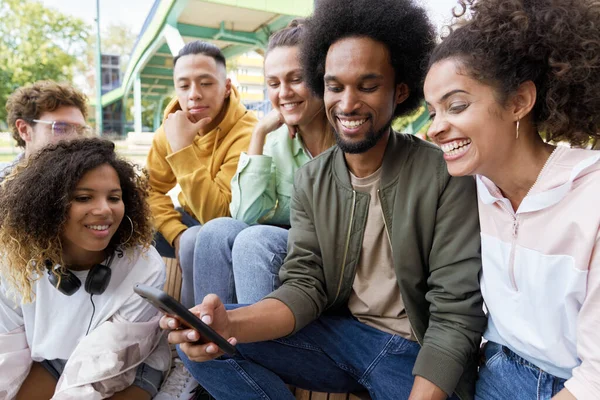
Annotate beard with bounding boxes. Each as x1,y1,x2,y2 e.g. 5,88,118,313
334,116,393,154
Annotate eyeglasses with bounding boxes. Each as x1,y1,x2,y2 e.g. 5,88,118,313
29,119,93,137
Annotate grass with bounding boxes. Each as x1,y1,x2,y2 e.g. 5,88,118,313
0,151,147,165
0,154,17,162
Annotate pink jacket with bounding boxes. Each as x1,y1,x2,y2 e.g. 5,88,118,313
477,146,600,399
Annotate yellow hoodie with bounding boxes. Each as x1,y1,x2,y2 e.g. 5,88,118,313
146,86,256,244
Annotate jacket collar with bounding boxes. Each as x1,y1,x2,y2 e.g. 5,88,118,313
292,132,306,157
332,130,411,189
477,148,600,214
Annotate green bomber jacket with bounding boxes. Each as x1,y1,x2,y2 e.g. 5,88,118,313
266,131,486,399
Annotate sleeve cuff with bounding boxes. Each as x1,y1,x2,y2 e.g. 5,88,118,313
236,152,273,174
264,286,319,334
161,223,188,246
413,344,464,397
166,145,204,177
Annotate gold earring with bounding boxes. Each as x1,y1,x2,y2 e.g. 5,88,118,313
120,215,134,246
516,120,520,139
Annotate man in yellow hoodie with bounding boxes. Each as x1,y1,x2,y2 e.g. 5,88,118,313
146,41,255,262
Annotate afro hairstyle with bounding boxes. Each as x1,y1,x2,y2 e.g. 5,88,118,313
301,0,436,118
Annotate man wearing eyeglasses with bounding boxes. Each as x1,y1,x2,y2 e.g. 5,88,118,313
2,80,90,180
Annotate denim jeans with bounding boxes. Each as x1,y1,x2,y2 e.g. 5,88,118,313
179,217,287,308
178,308,442,400
476,342,567,400
153,207,200,258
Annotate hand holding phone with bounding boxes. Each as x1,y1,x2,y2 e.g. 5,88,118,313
134,283,236,355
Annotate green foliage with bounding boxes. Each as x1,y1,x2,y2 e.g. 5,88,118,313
392,105,432,137
84,22,138,78
124,96,171,131
0,0,89,122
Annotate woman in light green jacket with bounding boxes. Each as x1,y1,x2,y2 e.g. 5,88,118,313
180,20,334,305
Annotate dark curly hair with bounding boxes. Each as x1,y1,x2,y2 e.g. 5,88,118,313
0,138,154,301
429,0,600,145
300,0,436,118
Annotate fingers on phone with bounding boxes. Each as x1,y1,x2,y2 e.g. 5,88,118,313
168,328,197,344
179,337,237,362
159,315,179,330
202,294,222,309
181,341,223,362
205,343,219,354
186,330,200,341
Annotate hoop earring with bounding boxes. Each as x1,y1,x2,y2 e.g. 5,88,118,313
120,215,134,245
516,119,520,139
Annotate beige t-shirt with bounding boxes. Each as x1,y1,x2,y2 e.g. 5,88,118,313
347,168,415,340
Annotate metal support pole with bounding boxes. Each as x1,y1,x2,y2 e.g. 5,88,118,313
134,75,143,133
94,0,103,136
154,95,166,131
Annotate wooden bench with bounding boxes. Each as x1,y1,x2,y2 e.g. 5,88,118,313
162,257,370,400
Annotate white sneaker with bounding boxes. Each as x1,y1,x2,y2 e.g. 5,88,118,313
154,357,199,400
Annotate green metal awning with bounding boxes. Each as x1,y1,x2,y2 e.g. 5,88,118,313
91,0,313,114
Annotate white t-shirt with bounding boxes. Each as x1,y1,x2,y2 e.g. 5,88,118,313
0,246,165,361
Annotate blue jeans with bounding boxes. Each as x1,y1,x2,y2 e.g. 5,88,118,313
178,308,436,400
179,217,287,308
153,207,200,258
476,342,566,400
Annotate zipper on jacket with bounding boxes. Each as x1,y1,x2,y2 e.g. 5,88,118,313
497,202,520,291
333,190,356,304
378,190,423,346
378,190,393,248
503,148,556,290
508,215,520,291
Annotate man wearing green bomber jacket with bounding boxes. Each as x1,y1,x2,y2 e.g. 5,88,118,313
161,0,486,399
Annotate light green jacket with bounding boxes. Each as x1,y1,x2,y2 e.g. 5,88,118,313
230,125,311,226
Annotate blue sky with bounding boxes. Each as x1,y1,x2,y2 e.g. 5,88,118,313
41,0,458,37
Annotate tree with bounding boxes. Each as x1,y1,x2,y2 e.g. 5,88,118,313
81,22,138,94
392,105,432,139
0,0,89,122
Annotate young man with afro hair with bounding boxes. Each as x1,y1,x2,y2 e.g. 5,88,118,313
162,1,486,399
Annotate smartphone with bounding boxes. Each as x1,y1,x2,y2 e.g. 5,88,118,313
134,283,237,355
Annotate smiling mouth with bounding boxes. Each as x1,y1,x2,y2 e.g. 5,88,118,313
338,118,368,129
440,139,472,156
281,102,303,111
86,225,110,231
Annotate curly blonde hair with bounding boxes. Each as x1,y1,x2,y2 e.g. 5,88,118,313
0,138,154,301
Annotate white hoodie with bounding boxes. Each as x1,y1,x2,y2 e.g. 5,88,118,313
477,146,600,399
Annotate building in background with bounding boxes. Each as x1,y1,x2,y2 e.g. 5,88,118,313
100,54,126,136
90,0,314,135
230,51,264,102
228,51,271,118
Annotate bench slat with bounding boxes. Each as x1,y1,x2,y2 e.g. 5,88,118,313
162,257,182,301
